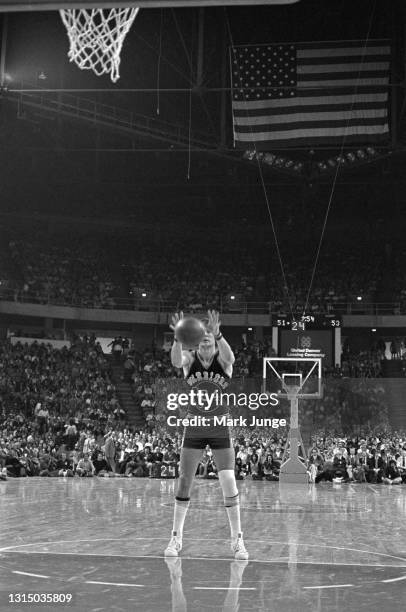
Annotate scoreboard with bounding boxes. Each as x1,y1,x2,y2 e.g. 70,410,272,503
272,315,341,367
273,314,341,331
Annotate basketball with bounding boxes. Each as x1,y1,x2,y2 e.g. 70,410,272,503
174,317,206,348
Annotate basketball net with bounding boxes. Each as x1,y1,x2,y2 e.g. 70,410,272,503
59,8,139,83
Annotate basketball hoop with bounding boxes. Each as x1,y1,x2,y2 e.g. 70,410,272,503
59,7,139,83
281,373,302,398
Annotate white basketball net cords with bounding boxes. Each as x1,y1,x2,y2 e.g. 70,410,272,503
60,8,139,83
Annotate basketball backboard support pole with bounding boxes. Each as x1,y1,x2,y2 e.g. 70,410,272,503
279,392,308,484
263,357,322,485
0,0,300,10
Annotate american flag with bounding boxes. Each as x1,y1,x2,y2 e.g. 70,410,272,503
230,40,390,148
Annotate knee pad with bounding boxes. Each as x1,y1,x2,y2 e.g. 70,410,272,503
175,496,190,503
224,492,239,507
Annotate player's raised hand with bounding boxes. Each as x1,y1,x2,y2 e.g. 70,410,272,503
170,311,184,331
207,310,221,337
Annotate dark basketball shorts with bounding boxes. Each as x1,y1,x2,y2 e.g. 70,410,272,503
183,436,231,449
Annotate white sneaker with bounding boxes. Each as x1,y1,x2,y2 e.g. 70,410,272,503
231,533,249,560
164,531,183,557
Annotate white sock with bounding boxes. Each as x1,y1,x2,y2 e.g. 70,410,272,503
172,498,190,537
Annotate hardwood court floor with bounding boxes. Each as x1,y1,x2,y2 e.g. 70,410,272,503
1,477,406,612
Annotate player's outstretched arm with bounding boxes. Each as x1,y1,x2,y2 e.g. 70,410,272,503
207,310,235,367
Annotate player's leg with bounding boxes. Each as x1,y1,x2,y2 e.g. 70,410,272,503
164,444,203,557
213,444,249,560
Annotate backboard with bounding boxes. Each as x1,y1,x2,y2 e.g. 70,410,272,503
263,357,323,399
0,0,300,10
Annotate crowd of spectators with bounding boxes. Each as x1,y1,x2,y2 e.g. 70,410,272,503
0,328,394,464
0,336,396,482
0,330,401,485
0,230,393,313
2,410,406,486
123,339,390,436
324,349,384,378
300,376,389,435
127,338,387,385
8,237,117,308
306,430,406,484
0,336,124,435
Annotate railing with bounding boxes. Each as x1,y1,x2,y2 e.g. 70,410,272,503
324,302,401,316
10,83,217,149
0,287,402,316
0,287,272,314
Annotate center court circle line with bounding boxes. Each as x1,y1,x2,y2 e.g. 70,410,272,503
159,501,372,513
1,538,405,565
2,551,406,569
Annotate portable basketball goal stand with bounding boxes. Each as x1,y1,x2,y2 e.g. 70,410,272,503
262,357,322,484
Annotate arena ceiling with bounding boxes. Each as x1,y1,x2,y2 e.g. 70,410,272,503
0,0,404,213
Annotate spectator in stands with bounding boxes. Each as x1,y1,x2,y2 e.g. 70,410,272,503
236,444,249,469
128,452,147,477
149,445,164,478
65,420,78,451
76,452,96,477
197,449,210,478
162,445,178,478
205,455,218,479
332,448,348,482
366,448,384,484
261,452,278,481
123,452,138,477
396,448,406,483
104,432,116,473
38,450,55,477
355,445,369,482
93,451,110,476
315,452,335,483
143,447,155,478
57,452,74,477
346,447,360,482
307,449,324,483
383,459,402,485
234,457,247,480
109,337,123,362
249,453,261,480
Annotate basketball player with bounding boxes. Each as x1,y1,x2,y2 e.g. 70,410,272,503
164,310,248,560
